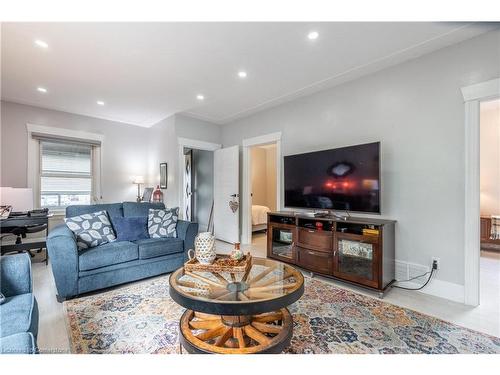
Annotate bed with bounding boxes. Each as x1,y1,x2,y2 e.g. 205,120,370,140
252,205,271,232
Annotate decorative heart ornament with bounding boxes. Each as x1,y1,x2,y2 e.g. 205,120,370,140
229,200,239,213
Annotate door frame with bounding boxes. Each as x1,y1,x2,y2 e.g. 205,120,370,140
177,137,221,221
462,77,500,306
241,132,282,245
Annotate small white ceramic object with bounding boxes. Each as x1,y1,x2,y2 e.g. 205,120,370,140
189,232,216,265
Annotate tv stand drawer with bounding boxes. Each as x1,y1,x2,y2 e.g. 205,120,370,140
297,228,333,252
297,247,333,275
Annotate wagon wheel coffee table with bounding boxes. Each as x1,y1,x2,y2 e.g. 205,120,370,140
169,256,304,354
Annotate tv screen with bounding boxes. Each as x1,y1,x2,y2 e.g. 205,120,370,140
284,142,380,213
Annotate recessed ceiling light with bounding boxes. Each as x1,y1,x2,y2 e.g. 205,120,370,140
238,71,247,78
37,87,47,93
196,94,205,101
34,39,48,49
96,101,105,106
307,31,319,40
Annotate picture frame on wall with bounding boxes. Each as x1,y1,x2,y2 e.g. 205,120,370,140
160,162,168,189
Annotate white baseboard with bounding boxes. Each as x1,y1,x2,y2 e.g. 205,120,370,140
397,279,465,304
395,259,465,304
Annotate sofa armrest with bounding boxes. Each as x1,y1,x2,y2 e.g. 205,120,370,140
176,220,199,257
0,253,32,297
46,224,79,299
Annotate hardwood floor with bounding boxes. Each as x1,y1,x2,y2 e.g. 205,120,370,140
30,237,499,353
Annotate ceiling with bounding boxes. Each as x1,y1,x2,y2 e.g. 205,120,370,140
1,22,497,127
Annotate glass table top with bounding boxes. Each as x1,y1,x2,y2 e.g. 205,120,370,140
169,256,304,304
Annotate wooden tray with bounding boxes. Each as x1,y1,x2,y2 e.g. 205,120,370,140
184,253,252,273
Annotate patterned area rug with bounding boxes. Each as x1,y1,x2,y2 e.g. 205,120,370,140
64,276,500,354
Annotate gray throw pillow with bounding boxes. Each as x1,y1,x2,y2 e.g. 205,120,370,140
148,207,178,238
64,210,116,250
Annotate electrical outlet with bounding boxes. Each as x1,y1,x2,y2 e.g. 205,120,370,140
432,257,440,270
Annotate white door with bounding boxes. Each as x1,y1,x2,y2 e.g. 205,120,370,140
213,145,240,243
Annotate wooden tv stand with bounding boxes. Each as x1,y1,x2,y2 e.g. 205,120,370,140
266,211,396,297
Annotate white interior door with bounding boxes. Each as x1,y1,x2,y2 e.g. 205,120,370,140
214,145,240,243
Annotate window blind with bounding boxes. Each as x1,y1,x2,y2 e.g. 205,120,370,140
40,140,93,208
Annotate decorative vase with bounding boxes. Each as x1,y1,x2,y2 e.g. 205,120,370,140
152,185,163,203
230,242,244,261
189,232,216,265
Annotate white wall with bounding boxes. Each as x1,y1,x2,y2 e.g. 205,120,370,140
0,103,223,211
1,101,151,203
480,99,500,216
147,114,222,210
221,30,500,289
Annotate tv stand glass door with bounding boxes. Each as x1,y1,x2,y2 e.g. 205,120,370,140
268,223,296,262
334,233,379,288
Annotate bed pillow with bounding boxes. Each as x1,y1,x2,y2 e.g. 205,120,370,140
148,207,179,238
64,210,116,250
112,216,149,242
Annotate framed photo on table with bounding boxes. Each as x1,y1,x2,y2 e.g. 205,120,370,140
160,162,168,189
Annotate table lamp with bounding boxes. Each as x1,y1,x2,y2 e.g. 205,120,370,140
133,176,145,202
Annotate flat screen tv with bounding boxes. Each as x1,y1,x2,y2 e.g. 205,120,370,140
284,142,380,213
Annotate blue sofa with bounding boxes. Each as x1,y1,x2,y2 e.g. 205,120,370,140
0,253,39,354
47,202,198,302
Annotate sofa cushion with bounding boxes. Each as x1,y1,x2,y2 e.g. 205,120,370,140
123,202,165,218
148,207,179,238
112,216,149,242
66,203,124,219
0,332,36,354
135,237,184,259
0,293,36,338
65,210,117,250
78,241,138,271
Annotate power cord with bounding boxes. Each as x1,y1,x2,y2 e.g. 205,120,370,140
391,260,437,291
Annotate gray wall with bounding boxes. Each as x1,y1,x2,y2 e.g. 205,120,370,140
221,30,500,287
192,149,214,232
1,101,151,203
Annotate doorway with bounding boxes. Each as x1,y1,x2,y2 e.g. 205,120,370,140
183,147,215,232
249,143,278,246
479,98,500,310
241,132,282,245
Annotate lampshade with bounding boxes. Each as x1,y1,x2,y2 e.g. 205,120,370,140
0,187,34,212
133,176,145,184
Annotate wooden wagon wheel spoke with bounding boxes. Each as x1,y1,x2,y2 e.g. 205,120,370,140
194,312,221,321
247,264,277,285
237,292,249,301
214,327,233,347
195,324,226,341
233,327,246,348
189,319,223,330
247,282,297,293
245,290,277,300
241,265,253,282
211,272,229,285
251,271,295,288
243,325,271,345
252,311,283,323
251,321,283,334
216,291,237,301
185,271,225,288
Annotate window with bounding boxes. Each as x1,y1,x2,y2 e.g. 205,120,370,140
40,140,93,208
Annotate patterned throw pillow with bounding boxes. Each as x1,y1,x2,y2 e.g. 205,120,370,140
148,207,178,238
64,210,116,250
